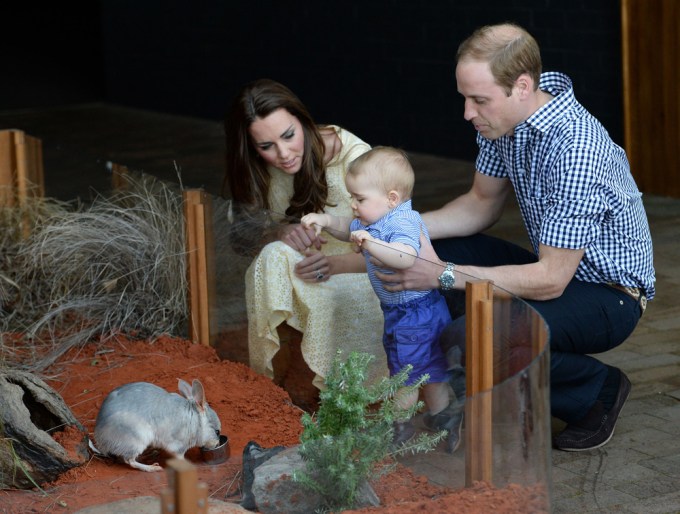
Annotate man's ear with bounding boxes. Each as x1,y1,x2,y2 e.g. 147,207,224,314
388,190,400,207
514,73,532,99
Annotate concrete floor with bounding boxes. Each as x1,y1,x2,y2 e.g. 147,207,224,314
1,104,679,513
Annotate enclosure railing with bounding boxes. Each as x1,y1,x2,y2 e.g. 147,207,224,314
183,189,217,347
183,191,551,504
0,129,44,206
0,129,45,238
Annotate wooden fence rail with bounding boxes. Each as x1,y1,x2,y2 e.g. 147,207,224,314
160,459,209,514
0,129,44,207
464,279,494,486
183,189,217,346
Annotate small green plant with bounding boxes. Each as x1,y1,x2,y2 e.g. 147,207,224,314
293,350,446,512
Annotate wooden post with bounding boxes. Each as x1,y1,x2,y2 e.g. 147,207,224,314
0,129,45,238
493,290,512,385
15,131,44,239
14,130,45,201
0,131,17,206
0,130,44,205
161,459,209,514
464,279,494,486
109,161,130,190
183,189,217,346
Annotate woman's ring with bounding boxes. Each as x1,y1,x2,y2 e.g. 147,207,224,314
315,270,324,281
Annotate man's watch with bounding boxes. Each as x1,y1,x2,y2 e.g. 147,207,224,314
438,262,456,290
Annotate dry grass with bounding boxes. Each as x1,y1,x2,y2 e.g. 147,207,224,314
1,173,187,372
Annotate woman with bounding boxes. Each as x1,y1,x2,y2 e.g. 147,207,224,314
222,79,386,396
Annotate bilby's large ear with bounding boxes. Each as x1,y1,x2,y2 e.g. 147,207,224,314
191,379,207,412
178,378,193,399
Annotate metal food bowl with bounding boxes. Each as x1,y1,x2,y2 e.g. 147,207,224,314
201,434,229,464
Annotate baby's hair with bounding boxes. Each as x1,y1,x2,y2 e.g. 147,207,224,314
347,146,415,199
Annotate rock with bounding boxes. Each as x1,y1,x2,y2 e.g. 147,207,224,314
252,446,380,514
0,370,88,488
74,496,250,513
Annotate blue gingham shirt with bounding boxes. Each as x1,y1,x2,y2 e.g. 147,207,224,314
476,72,655,299
350,200,431,304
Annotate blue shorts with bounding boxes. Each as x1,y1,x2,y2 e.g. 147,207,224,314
381,290,451,386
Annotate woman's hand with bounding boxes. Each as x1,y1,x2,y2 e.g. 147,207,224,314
373,234,443,291
294,251,367,283
279,223,327,253
294,249,331,283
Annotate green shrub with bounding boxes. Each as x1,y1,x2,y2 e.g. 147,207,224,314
293,350,446,512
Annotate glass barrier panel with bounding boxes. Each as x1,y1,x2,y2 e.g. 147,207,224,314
0,127,551,511
208,195,552,510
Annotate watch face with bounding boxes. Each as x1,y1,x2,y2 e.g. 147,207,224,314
440,271,454,289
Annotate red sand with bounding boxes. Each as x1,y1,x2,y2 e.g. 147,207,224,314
1,335,546,513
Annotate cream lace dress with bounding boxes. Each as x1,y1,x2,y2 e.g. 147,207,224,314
246,126,387,389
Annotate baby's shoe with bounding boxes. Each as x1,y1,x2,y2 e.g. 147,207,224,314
391,420,416,449
423,400,464,453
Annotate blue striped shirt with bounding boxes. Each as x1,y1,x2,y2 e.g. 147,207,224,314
350,200,431,304
476,72,655,299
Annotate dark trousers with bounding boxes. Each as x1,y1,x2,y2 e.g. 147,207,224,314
433,234,642,423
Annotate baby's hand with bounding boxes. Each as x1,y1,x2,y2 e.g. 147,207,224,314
301,213,326,236
350,230,372,247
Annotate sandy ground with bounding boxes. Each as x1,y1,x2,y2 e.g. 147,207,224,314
1,335,546,513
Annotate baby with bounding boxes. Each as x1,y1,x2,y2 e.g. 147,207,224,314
302,146,462,450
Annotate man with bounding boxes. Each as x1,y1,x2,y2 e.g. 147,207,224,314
378,23,655,451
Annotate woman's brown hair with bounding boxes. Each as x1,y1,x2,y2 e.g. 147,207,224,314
222,79,329,220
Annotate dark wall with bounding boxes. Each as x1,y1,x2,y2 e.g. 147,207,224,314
1,1,623,162
0,4,105,110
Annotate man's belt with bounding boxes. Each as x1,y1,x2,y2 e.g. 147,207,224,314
608,283,647,314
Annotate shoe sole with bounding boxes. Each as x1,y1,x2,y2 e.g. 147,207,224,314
558,424,617,452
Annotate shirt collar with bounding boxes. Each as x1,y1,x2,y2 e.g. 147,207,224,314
362,199,413,230
516,71,575,135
